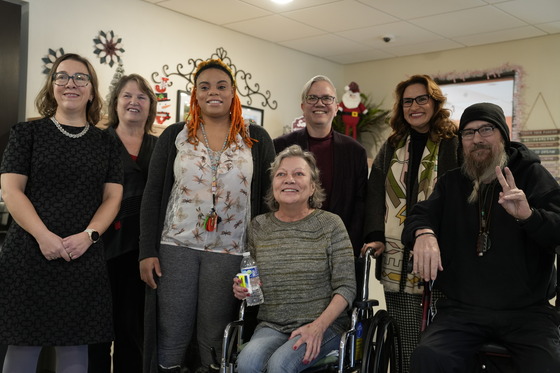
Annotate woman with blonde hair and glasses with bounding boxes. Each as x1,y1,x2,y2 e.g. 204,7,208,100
139,59,275,373
0,53,122,373
362,75,458,372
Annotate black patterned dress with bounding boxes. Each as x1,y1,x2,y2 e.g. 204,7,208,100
0,118,123,346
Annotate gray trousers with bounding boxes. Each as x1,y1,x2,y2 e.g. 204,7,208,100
157,244,242,368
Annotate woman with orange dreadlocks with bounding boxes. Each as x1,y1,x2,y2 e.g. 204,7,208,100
139,59,275,373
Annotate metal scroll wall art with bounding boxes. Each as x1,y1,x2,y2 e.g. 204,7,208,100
151,47,278,124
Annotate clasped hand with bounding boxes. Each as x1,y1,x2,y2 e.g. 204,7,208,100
38,230,92,262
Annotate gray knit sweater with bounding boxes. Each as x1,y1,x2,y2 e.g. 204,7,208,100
249,209,357,335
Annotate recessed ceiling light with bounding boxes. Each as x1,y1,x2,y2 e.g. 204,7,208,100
271,0,293,4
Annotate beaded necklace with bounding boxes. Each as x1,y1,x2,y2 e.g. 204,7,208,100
199,123,229,231
50,116,90,138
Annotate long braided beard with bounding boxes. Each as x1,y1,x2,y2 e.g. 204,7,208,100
462,142,508,204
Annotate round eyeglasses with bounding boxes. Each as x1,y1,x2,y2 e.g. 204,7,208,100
460,125,496,140
402,94,430,107
52,72,91,87
305,95,336,105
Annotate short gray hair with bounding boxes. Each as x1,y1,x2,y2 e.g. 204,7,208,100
300,75,337,103
265,145,326,211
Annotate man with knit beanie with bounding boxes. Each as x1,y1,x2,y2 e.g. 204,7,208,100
402,102,560,372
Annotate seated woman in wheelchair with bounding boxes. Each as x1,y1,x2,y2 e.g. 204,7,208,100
232,145,356,373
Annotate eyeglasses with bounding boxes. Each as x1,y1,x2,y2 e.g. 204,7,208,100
52,72,91,87
460,125,496,140
305,95,336,105
402,94,430,107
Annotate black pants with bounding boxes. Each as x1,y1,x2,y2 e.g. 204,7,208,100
88,250,145,373
410,302,560,373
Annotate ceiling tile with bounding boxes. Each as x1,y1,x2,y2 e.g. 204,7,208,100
225,15,324,43
494,0,560,24
336,21,444,47
357,0,487,20
284,0,397,32
158,0,270,25
279,33,368,57
537,21,560,34
240,0,342,12
325,48,395,64
410,6,528,38
453,26,547,46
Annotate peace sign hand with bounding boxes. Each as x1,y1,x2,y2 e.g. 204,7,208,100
495,166,532,221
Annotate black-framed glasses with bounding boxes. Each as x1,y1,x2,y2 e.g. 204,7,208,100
460,125,496,140
52,72,91,87
402,94,430,107
305,95,336,105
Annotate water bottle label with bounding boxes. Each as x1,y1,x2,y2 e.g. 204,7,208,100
236,273,252,292
241,266,259,279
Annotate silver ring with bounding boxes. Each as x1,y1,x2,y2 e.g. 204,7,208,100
69,252,73,259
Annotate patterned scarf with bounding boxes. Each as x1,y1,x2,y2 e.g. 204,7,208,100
382,135,439,294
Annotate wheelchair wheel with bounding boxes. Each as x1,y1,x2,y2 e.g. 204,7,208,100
360,310,402,373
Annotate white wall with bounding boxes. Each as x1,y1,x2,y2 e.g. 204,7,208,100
25,0,343,138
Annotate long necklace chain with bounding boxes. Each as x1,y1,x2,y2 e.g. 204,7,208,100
199,123,230,231
50,116,90,139
476,181,496,256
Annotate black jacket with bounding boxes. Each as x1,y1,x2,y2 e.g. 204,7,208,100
403,142,560,309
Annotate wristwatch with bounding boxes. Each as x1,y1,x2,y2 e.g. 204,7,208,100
85,228,100,243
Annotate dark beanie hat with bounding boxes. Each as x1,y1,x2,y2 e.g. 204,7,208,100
459,102,510,148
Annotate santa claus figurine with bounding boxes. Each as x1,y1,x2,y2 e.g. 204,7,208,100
338,81,368,139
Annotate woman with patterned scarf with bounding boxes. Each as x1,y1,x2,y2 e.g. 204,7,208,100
362,75,458,372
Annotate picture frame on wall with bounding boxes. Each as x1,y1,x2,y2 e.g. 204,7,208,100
242,105,264,126
176,90,190,122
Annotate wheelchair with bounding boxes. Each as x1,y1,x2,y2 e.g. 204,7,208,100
418,245,560,373
220,247,402,373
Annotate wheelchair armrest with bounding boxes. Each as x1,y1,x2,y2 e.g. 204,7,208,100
354,299,379,310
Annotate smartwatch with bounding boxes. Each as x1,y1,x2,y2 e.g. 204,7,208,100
85,228,100,243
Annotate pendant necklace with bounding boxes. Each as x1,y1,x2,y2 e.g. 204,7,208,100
50,116,90,138
476,181,496,256
199,123,229,232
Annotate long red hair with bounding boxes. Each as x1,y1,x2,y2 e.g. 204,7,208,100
186,59,255,149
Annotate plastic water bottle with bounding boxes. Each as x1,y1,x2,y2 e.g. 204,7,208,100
240,252,264,306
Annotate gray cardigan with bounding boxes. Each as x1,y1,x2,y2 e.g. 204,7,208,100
140,122,275,373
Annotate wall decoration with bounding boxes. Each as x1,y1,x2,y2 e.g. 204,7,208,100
176,90,190,122
152,47,278,111
289,116,306,133
154,77,172,124
93,30,125,67
432,64,524,140
332,92,390,159
242,106,264,126
519,93,559,183
41,48,65,74
103,61,125,115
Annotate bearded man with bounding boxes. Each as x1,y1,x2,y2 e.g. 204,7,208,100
402,102,560,372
